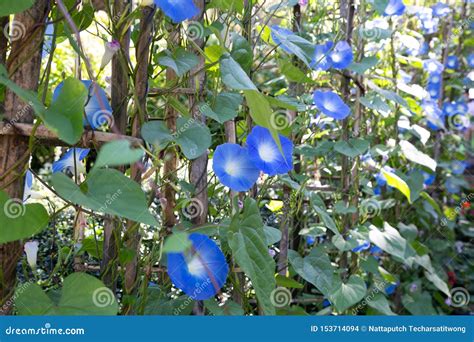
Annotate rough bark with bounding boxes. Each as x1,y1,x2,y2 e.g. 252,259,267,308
101,0,131,292
0,0,49,315
123,5,155,315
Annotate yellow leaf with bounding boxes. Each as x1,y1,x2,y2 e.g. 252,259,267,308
381,169,411,204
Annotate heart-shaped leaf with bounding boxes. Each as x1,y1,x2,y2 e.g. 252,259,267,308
0,191,49,244
329,275,367,312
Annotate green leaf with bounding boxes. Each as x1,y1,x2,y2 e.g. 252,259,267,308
382,168,411,203
264,226,282,245
334,138,369,158
204,299,244,315
278,60,312,83
368,81,408,108
157,48,199,77
369,222,416,266
141,121,174,150
163,232,192,253
406,170,424,203
329,275,367,312
94,140,144,169
199,92,243,123
0,0,34,16
220,54,257,90
371,0,390,15
424,270,451,297
175,117,212,159
347,56,379,74
359,92,391,115
420,191,443,216
15,273,118,315
231,33,253,73
275,275,304,289
402,292,436,315
332,235,359,251
287,247,334,296
141,119,211,160
367,293,396,315
207,0,244,12
227,198,276,315
399,140,437,171
0,191,49,244
51,169,158,226
312,205,339,235
44,77,87,144
270,28,314,66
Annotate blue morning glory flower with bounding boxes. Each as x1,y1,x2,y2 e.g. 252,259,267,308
427,81,440,99
270,26,295,54
42,24,54,59
446,56,459,70
431,2,451,17
23,170,33,202
329,41,353,69
306,236,316,245
167,233,229,300
428,73,441,84
212,143,259,192
52,148,90,174
246,126,293,176
154,0,198,23
423,59,444,74
454,101,468,114
442,101,456,116
422,100,445,130
310,41,333,71
451,161,466,175
445,177,460,194
53,80,113,130
383,0,405,16
385,282,399,295
322,298,331,308
423,171,436,186
352,240,371,253
312,90,351,120
370,245,383,259
373,186,382,195
468,54,474,68
375,172,387,187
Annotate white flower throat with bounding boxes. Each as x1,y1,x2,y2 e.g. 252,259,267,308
258,143,277,162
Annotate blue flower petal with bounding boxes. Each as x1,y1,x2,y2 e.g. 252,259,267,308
468,54,474,68
431,2,451,17
246,126,293,176
310,41,333,71
423,59,444,74
451,161,466,175
312,90,351,120
52,148,90,173
383,0,405,16
446,55,459,70
23,170,33,202
212,143,259,191
167,233,229,300
329,41,353,69
154,0,198,23
352,240,371,253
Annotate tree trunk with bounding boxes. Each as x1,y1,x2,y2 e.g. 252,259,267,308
123,5,155,315
0,0,49,315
